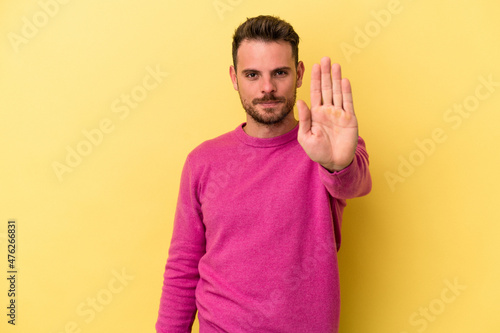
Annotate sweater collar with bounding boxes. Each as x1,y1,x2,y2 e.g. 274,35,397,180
234,122,299,148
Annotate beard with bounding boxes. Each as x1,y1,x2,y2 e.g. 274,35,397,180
239,89,297,126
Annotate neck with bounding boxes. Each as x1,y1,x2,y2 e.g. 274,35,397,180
243,115,298,138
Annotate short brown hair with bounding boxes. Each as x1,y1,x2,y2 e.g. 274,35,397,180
232,15,300,70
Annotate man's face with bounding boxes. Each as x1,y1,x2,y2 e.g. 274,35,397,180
230,39,304,126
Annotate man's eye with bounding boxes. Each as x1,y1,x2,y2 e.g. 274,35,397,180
276,71,287,76
246,73,257,78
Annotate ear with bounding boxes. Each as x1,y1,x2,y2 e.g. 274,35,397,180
229,65,239,91
296,61,305,88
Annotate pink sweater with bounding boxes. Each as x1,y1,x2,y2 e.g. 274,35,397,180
156,123,371,332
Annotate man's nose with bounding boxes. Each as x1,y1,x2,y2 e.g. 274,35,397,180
260,76,276,94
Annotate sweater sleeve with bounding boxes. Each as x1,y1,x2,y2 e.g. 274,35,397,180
156,156,206,333
318,136,372,200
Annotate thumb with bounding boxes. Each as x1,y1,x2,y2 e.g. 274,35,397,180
297,99,311,138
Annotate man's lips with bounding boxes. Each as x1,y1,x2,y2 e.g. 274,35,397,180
258,101,282,107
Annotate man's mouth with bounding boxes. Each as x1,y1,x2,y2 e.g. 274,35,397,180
258,101,282,107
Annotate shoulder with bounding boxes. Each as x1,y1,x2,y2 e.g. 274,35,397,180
187,126,240,164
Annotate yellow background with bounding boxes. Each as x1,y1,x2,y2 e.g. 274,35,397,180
1,0,499,332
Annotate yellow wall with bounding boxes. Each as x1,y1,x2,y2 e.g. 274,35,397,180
1,0,499,332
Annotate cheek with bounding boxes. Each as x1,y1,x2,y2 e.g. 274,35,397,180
280,81,296,95
238,83,254,98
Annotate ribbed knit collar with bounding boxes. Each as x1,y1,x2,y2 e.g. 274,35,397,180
234,122,299,148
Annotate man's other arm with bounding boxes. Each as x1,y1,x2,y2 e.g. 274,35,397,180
156,157,206,332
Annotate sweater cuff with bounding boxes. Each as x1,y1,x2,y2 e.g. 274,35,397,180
319,159,355,176
318,157,356,178
317,153,369,200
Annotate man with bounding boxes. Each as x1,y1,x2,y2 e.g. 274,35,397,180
156,15,371,332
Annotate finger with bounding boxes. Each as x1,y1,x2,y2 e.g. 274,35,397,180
310,63,321,109
297,100,312,138
341,78,355,115
332,63,343,109
320,57,333,106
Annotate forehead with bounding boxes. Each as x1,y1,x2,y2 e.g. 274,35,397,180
236,39,294,71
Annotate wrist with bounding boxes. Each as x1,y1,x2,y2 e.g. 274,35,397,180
321,159,353,173
320,162,341,173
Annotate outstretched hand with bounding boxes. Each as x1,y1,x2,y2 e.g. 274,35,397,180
297,57,358,172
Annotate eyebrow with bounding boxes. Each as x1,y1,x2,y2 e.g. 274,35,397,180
241,67,293,74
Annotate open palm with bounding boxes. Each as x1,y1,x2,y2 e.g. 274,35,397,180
297,57,358,172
